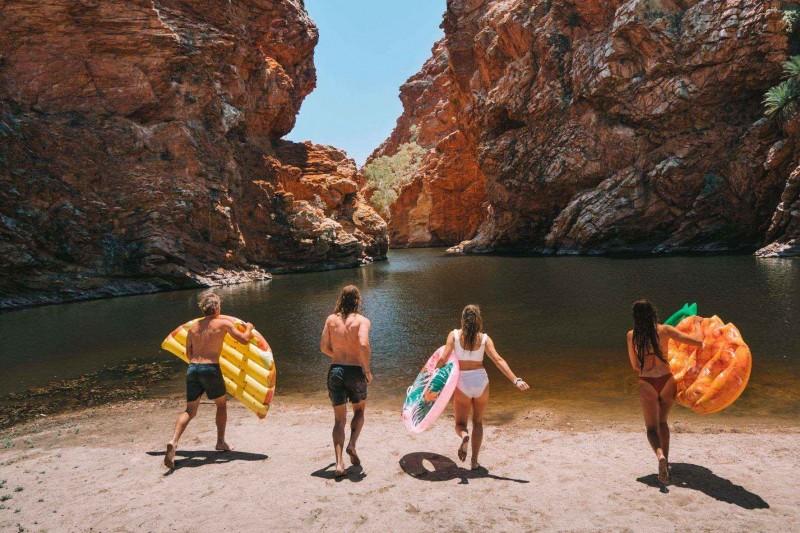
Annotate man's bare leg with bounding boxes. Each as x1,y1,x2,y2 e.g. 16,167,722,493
166,400,199,468
346,401,365,466
214,396,231,452
332,403,347,476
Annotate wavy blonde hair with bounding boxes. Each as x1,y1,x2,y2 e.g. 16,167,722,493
198,291,221,316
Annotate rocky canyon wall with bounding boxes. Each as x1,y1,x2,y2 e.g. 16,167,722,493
377,0,799,257
368,41,486,247
0,0,388,309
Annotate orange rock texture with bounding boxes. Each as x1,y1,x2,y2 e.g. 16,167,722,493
369,41,486,247
0,0,387,308
378,0,800,256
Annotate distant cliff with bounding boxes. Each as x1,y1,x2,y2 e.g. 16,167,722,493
373,0,799,257
0,0,388,309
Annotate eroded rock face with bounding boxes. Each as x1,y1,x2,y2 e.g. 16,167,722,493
369,41,486,247
756,117,800,257
383,0,800,256
0,0,387,308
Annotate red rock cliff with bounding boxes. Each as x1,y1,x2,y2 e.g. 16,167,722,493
0,0,388,308
368,41,486,247
379,0,800,256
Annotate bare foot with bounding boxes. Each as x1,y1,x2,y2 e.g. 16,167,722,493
658,456,670,484
164,443,176,469
334,463,347,478
215,441,232,452
458,435,470,462
470,461,482,471
346,446,361,466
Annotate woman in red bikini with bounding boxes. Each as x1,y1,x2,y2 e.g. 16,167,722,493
626,300,703,484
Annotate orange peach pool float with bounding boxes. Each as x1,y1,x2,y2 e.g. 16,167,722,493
667,312,752,414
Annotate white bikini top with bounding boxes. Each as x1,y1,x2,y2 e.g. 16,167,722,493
453,329,487,362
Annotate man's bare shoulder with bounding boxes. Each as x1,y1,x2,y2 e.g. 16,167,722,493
206,317,235,331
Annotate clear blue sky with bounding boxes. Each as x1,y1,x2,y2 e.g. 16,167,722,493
287,0,446,166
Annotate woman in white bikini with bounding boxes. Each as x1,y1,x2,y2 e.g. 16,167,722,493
439,305,530,469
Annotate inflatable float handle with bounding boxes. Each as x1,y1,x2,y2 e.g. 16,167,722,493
664,302,698,327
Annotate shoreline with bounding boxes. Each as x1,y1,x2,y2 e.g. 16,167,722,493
3,353,798,434
4,388,799,436
1,398,796,531
0,256,392,313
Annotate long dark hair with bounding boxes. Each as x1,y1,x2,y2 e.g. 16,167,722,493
632,299,665,369
334,285,361,318
460,304,483,350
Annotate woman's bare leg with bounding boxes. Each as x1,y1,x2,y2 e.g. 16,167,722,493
658,377,676,464
639,380,667,482
453,388,471,462
470,386,490,470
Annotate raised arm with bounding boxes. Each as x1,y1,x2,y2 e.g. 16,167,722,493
660,324,703,347
320,316,334,358
436,331,456,368
626,331,639,373
358,318,372,383
223,319,254,345
484,336,529,391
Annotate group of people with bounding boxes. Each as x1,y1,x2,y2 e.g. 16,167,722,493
164,286,702,485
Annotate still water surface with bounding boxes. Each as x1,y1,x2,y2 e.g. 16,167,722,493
1,249,798,424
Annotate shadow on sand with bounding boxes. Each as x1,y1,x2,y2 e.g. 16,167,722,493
637,462,769,509
399,452,529,485
311,462,366,482
147,449,268,475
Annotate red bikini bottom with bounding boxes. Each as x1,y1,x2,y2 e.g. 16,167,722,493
639,374,674,395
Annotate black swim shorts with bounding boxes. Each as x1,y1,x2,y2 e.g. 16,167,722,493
186,363,226,401
327,364,368,406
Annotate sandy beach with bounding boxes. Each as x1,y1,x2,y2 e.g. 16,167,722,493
0,396,797,532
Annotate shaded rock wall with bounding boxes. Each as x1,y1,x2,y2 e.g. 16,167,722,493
380,0,800,256
0,0,387,309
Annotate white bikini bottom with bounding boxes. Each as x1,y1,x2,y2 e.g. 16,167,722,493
457,368,489,398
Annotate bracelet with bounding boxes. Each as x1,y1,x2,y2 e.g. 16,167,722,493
514,377,524,385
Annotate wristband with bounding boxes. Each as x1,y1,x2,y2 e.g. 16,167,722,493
514,377,524,385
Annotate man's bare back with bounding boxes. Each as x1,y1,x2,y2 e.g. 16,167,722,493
187,317,253,364
321,313,372,371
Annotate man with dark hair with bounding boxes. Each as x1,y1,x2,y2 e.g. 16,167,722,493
164,291,254,469
320,285,372,477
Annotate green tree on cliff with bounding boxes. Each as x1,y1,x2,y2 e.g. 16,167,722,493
363,126,426,217
764,56,800,120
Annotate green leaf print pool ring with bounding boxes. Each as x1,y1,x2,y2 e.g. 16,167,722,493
402,346,461,433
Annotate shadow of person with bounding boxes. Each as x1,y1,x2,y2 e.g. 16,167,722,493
637,462,769,509
399,452,529,484
147,449,268,475
310,462,367,483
